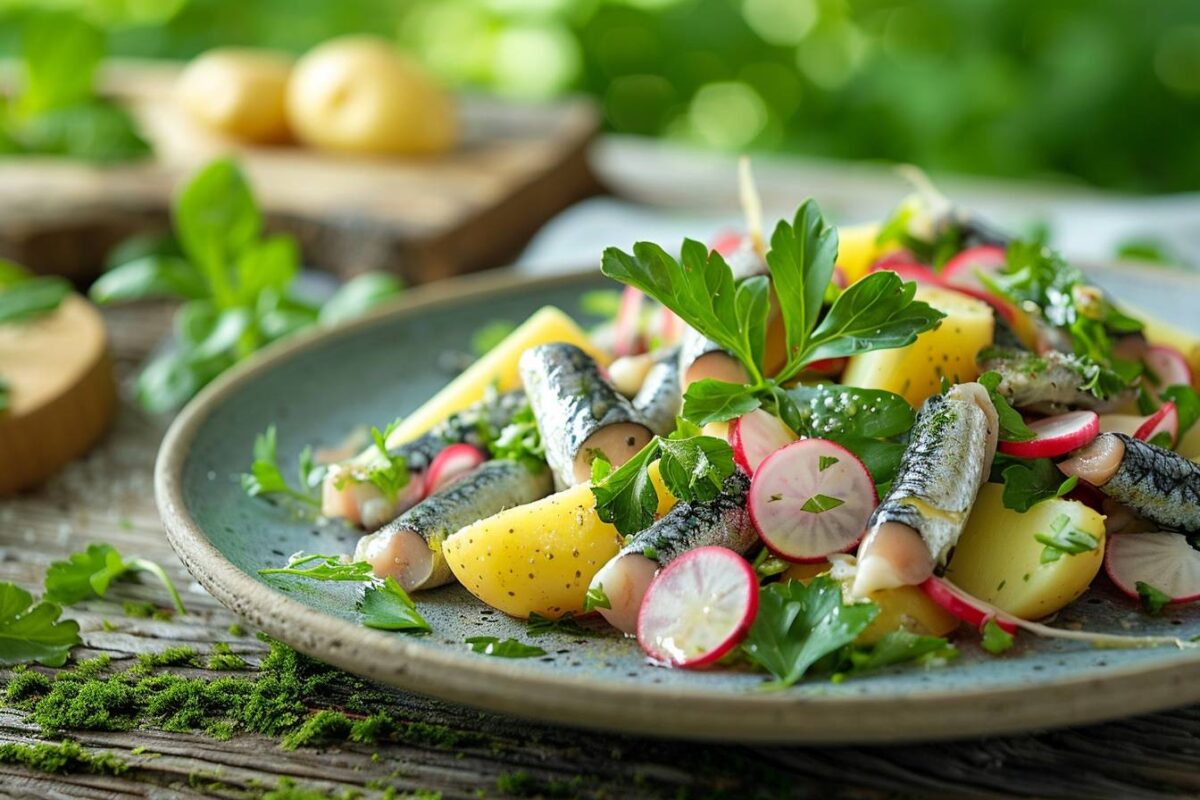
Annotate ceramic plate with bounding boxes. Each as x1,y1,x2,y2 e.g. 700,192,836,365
157,266,1200,744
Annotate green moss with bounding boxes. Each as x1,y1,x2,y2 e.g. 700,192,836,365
136,646,199,670
65,655,111,680
122,600,156,618
101,619,117,632
281,710,354,750
4,668,52,707
228,623,246,636
496,771,537,795
206,642,250,671
0,740,128,776
32,677,139,734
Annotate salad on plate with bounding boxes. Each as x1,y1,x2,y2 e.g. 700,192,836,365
246,170,1200,686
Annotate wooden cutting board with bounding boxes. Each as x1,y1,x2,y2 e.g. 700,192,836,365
0,60,600,286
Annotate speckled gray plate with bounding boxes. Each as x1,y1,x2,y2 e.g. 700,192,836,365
157,266,1200,744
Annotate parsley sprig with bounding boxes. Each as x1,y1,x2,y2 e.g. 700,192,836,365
44,544,188,616
241,426,324,508
258,553,375,582
1035,514,1099,564
601,199,945,429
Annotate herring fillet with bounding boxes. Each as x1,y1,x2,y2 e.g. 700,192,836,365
1080,433,1200,533
356,459,553,590
519,342,652,489
618,471,755,566
632,346,682,436
977,347,1124,414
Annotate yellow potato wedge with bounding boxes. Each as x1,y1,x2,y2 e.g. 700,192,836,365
944,483,1105,619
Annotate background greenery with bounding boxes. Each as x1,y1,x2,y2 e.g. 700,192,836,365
2,0,1199,193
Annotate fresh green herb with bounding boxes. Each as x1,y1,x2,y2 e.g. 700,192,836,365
471,320,517,357
977,371,1035,441
800,494,845,513
358,577,430,633
91,160,401,412
241,426,323,508
488,404,546,472
980,618,1015,654
0,377,9,414
741,577,878,689
0,582,81,667
1034,514,1099,563
583,585,611,612
751,549,790,580
873,197,971,267
0,260,71,325
359,421,410,503
464,637,547,658
589,453,612,483
44,544,187,615
992,456,1078,512
1135,581,1171,615
838,630,956,676
1114,238,1185,268
602,200,943,430
258,554,374,583
818,455,839,472
1162,385,1200,440
2,12,149,163
527,612,589,637
592,432,736,535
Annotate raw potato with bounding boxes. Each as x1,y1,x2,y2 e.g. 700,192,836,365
177,49,293,144
944,484,1106,619
384,306,606,448
841,284,994,407
443,466,675,618
287,36,455,156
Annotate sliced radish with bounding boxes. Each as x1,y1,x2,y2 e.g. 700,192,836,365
748,439,877,562
612,286,645,358
919,577,1019,634
1105,532,1200,605
636,546,758,668
942,284,1017,325
1145,344,1192,389
1134,401,1179,448
869,258,939,285
656,305,684,346
941,245,1007,292
424,444,487,496
729,409,798,475
997,410,1099,459
805,356,848,377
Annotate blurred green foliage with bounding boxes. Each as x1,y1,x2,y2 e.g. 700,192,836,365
1,0,1198,192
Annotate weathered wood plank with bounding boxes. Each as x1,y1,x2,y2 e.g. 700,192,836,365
3,303,1200,799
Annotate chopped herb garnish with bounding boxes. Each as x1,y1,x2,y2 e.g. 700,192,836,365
992,455,1078,512
1034,515,1099,563
799,494,844,514
359,420,411,503
358,577,430,633
977,371,1035,442
980,618,1015,655
258,553,374,583
818,455,839,472
464,637,547,658
527,612,589,637
751,549,790,580
837,630,956,676
241,426,323,508
488,403,546,472
583,585,611,612
44,543,187,615
1135,581,1171,616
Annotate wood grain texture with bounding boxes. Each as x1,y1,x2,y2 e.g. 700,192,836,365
0,60,600,286
0,303,1198,799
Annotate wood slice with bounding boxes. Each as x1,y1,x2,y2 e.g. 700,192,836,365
0,60,601,286
0,295,116,494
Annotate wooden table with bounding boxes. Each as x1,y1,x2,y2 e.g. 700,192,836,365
2,303,1199,800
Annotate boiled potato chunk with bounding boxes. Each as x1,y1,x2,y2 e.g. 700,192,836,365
177,49,294,144
287,36,455,156
444,466,675,618
841,285,994,407
837,223,900,284
857,585,959,644
944,484,1105,619
385,306,605,448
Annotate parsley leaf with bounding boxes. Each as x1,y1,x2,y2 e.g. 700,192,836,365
766,198,838,370
361,421,411,502
742,577,878,689
465,637,547,658
44,544,187,615
1136,581,1171,615
680,379,761,426
0,583,81,667
527,612,590,637
583,585,612,612
1034,514,1099,563
839,630,956,675
978,371,1035,441
992,456,1078,512
358,577,430,633
980,618,1015,655
591,443,662,536
1162,385,1200,440
800,494,845,513
258,553,374,582
241,425,323,508
488,404,546,472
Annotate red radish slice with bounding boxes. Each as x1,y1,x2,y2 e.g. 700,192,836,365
612,286,646,358
1105,532,1200,604
832,266,848,289
748,439,877,562
424,444,487,496
919,577,1019,634
1134,401,1179,447
997,410,1100,459
656,305,684,346
805,357,848,377
710,231,745,257
869,259,939,285
637,546,758,668
729,409,798,475
942,284,1017,325
941,245,1007,291
1145,345,1192,389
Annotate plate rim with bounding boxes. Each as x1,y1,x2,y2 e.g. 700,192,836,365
156,265,1200,744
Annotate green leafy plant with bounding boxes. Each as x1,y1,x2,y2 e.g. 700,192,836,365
358,577,430,633
464,637,547,658
257,554,375,583
980,618,1015,655
1,12,149,163
241,426,323,508
90,159,403,412
44,544,187,615
0,582,81,667
0,260,70,325
991,455,1078,512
